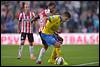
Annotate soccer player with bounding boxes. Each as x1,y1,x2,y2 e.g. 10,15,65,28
37,2,56,32
36,11,71,65
17,2,36,60
31,2,57,41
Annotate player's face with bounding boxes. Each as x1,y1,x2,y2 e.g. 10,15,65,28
24,3,30,12
62,16,69,22
49,5,56,14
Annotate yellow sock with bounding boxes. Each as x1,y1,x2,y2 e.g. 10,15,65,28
50,47,57,60
55,48,68,65
50,47,62,60
48,47,62,64
55,47,61,57
48,48,57,63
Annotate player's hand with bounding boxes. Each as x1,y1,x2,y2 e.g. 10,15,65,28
31,15,40,23
56,29,62,33
54,32,63,44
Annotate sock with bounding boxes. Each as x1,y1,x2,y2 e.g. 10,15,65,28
37,47,46,61
50,47,57,61
18,45,23,58
55,47,61,57
29,45,33,58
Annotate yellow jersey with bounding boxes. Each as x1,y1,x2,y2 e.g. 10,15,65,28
42,15,62,34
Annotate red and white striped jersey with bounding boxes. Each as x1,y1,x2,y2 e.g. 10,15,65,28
18,11,35,33
38,9,50,32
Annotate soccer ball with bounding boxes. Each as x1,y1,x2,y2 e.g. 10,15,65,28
55,57,64,65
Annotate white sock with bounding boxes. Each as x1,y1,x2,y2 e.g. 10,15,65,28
29,46,33,58
18,45,23,58
38,48,46,61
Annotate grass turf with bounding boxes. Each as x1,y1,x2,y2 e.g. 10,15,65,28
1,45,99,66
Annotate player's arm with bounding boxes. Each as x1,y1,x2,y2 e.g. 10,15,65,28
55,26,62,33
18,21,21,33
16,12,22,33
31,14,54,23
54,15,63,43
31,15,40,23
54,32,63,44
54,26,63,43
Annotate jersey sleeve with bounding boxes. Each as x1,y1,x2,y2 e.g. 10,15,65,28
17,13,22,33
18,13,23,21
32,12,35,17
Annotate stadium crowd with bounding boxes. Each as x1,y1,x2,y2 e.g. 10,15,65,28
1,1,99,33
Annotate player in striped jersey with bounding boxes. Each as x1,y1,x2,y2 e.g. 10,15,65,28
31,3,64,64
37,2,56,32
32,3,65,64
32,2,57,46
17,2,36,60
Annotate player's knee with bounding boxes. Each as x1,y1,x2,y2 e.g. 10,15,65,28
29,42,33,46
61,38,63,43
59,41,63,44
54,42,61,48
21,40,25,45
58,37,63,44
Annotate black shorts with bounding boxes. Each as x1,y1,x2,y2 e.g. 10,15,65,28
21,33,34,42
39,31,48,46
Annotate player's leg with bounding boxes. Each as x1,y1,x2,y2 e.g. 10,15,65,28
54,34,63,57
36,45,48,64
28,33,36,60
48,47,57,64
55,35,68,65
17,33,26,59
50,47,69,65
48,41,61,64
53,41,68,65
48,34,62,63
36,32,48,64
49,34,68,65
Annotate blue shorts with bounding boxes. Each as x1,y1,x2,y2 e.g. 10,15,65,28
40,33,58,46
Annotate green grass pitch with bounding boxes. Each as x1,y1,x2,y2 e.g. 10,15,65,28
1,45,99,66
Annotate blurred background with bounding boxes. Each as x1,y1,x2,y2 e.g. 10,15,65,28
1,1,99,33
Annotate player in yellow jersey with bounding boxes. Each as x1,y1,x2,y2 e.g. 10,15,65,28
36,11,71,65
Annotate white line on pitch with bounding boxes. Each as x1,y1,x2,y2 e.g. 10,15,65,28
72,62,99,66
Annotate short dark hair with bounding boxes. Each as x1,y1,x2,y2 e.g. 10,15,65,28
63,11,71,18
48,2,56,7
22,2,25,8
